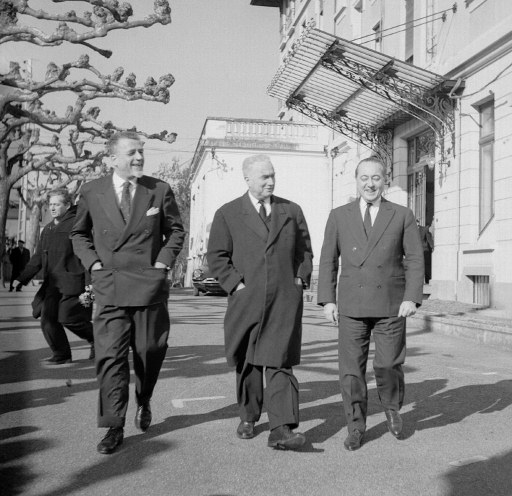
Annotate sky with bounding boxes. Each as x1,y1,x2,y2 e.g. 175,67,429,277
1,0,281,173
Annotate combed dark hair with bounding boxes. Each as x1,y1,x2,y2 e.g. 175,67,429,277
106,131,142,155
48,188,72,205
354,156,387,178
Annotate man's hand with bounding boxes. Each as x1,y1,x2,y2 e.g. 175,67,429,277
398,301,417,318
91,262,103,271
154,262,167,269
323,302,339,325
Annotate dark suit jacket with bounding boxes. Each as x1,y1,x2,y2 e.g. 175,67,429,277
207,193,313,367
71,174,185,307
317,198,424,318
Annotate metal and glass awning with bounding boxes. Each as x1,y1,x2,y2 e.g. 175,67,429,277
268,25,463,169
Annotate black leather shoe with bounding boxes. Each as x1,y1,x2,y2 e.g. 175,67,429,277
97,427,124,454
88,343,95,360
267,425,305,450
135,403,152,432
385,409,403,438
44,356,72,365
236,421,255,439
344,429,364,451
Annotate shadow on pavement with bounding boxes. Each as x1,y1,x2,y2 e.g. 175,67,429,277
442,448,512,496
35,439,174,496
0,426,49,496
364,379,512,444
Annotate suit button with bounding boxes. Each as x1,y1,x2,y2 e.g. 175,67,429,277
377,285,381,288
377,265,382,268
358,284,362,288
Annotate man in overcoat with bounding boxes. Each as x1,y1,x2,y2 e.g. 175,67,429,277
318,157,424,451
9,240,30,291
207,154,313,450
15,189,94,364
71,131,185,454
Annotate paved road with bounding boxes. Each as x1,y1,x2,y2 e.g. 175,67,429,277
1,286,511,496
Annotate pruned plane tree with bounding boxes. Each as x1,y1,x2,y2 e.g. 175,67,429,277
0,0,178,254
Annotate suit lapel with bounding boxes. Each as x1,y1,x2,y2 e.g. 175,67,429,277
241,193,269,242
115,178,153,248
266,197,287,249
97,176,125,229
346,200,367,250
360,198,395,263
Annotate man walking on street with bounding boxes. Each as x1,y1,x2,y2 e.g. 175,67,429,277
9,240,30,292
14,189,94,365
318,157,424,451
207,154,313,450
71,131,185,455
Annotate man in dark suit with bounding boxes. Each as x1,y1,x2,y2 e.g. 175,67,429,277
207,154,313,450
318,157,424,451
71,131,185,454
9,240,30,291
417,220,434,284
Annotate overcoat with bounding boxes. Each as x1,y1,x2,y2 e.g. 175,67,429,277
70,174,185,307
17,205,91,322
317,198,424,317
207,193,313,368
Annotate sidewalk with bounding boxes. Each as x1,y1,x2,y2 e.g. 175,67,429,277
410,298,512,351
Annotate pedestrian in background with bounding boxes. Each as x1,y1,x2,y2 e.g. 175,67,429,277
71,131,185,455
318,157,424,451
14,189,94,365
9,239,30,292
417,220,434,284
2,239,14,288
207,154,313,450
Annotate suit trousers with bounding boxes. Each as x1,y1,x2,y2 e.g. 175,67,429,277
94,302,170,428
40,288,93,360
338,314,406,433
236,360,299,430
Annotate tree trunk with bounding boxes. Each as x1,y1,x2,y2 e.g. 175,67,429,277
0,180,10,262
25,203,42,255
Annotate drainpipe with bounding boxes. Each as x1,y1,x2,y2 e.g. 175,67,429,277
455,102,462,300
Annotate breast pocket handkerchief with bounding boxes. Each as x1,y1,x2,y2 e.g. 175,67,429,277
146,207,159,216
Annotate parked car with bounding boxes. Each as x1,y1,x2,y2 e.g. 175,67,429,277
191,265,226,296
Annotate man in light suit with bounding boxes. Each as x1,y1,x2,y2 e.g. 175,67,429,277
71,131,185,454
207,154,313,450
318,157,424,451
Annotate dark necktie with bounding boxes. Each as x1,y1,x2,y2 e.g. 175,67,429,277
120,181,131,223
259,200,270,229
363,202,372,238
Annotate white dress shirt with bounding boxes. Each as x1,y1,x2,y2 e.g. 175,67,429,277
359,196,381,226
112,172,137,204
248,192,271,216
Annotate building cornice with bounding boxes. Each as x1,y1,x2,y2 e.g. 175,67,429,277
443,30,512,80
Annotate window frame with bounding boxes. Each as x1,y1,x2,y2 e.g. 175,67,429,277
478,99,495,234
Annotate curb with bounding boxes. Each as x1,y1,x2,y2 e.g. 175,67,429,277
409,311,512,351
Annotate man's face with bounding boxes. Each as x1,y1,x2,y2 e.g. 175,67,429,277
49,195,70,219
112,138,144,180
245,161,275,200
356,161,385,203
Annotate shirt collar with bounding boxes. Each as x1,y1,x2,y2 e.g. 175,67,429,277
359,196,382,209
112,172,137,189
248,191,271,208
